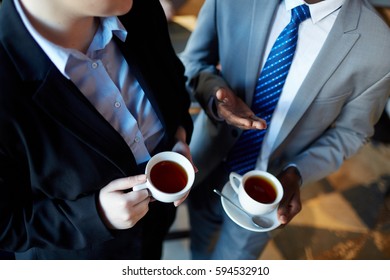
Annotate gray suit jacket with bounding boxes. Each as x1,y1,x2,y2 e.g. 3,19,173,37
181,0,390,185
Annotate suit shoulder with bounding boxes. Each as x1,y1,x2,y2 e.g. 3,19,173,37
355,5,390,68
360,4,390,38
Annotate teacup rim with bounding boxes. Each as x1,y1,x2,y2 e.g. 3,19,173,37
145,151,195,196
238,170,283,205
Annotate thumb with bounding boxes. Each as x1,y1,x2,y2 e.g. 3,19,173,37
215,88,228,103
104,174,147,192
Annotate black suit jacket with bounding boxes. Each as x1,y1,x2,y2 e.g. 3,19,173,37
0,0,193,259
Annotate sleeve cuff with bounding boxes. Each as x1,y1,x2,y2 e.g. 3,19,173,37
283,164,303,186
207,96,225,122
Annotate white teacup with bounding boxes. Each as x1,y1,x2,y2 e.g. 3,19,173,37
133,151,195,203
229,170,283,216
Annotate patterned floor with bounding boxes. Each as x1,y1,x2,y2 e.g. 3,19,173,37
260,142,390,260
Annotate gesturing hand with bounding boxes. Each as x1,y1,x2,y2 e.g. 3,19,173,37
98,175,151,230
215,88,267,130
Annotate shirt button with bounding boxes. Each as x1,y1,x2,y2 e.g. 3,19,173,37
114,101,121,108
134,137,140,143
91,62,98,69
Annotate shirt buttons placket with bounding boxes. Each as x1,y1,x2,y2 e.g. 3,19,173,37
91,62,98,69
114,101,121,108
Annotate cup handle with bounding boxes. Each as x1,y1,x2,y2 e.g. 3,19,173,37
229,172,242,194
132,182,149,192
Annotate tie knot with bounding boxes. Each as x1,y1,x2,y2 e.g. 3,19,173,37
291,4,311,24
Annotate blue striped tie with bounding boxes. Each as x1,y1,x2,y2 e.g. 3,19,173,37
227,5,311,175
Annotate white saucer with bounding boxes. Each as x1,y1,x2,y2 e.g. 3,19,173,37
220,181,281,232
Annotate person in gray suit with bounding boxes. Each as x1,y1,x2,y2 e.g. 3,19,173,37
180,0,390,259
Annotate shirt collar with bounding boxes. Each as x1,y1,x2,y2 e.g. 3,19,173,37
284,0,345,24
14,0,127,78
87,16,127,55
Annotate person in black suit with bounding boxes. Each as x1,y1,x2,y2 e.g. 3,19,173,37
0,0,193,259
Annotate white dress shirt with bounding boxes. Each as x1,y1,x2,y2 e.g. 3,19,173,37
257,0,344,171
14,0,164,165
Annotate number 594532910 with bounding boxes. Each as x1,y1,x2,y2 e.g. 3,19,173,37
215,266,269,276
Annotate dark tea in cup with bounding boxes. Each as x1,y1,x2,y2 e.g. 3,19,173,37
230,170,283,215
244,176,277,204
132,151,195,203
150,160,188,193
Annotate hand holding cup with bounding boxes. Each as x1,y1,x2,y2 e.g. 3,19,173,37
133,151,195,203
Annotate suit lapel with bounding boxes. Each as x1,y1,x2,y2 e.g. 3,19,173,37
33,69,137,175
244,0,280,104
114,36,166,129
271,0,361,152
